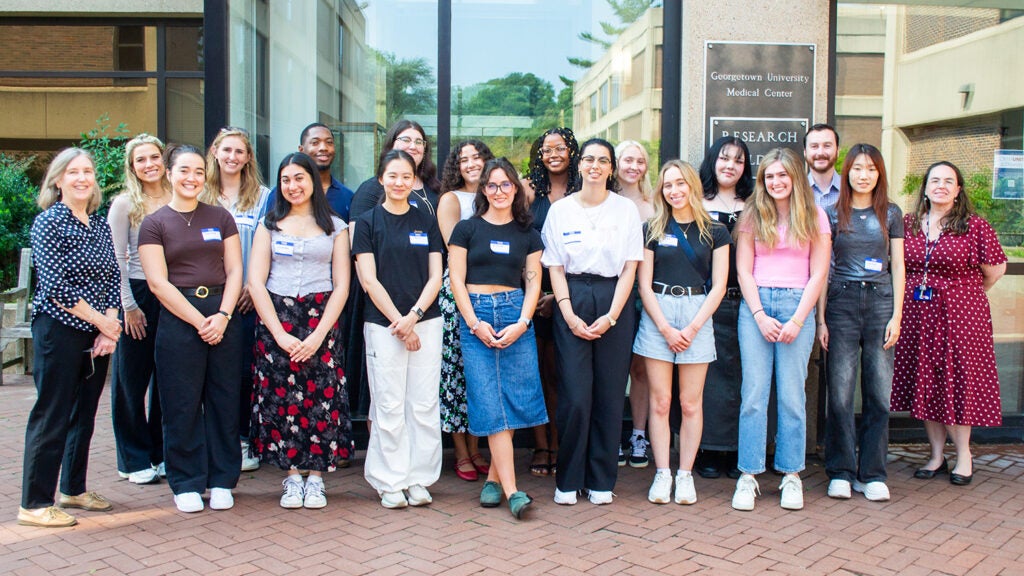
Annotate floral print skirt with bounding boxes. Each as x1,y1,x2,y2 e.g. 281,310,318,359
439,270,469,433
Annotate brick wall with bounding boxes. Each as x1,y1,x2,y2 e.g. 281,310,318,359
903,7,1001,53
0,25,116,87
904,115,1001,177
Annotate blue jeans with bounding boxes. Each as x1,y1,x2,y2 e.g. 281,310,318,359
824,280,894,483
737,287,816,474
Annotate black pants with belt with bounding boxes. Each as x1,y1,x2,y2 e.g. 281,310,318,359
156,293,242,495
21,314,109,509
112,278,164,474
553,274,635,493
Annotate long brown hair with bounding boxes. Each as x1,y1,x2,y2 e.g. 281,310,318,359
908,160,974,236
740,147,818,249
201,127,265,212
836,143,890,241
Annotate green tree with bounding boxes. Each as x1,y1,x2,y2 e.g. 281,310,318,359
374,50,437,126
463,73,557,119
0,154,39,289
78,113,129,216
569,0,660,70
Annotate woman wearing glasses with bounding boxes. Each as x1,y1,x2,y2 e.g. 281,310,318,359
541,138,644,505
448,157,546,519
18,148,122,527
522,127,581,477
202,126,270,472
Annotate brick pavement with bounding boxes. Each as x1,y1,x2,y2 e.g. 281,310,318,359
0,374,1022,575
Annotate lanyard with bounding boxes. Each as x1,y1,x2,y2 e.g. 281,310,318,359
921,212,942,287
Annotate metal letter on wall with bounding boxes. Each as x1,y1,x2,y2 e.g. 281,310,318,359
704,41,816,169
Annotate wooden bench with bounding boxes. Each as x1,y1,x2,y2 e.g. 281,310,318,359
1,247,33,385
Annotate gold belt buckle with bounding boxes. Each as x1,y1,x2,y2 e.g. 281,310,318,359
195,285,210,298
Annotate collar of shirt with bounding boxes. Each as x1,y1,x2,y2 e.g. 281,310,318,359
807,170,841,196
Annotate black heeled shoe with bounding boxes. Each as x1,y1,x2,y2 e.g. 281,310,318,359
913,458,948,479
950,460,973,486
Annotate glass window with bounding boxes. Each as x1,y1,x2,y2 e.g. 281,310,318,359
166,26,204,72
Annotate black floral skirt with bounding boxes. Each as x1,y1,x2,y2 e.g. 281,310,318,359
250,291,352,472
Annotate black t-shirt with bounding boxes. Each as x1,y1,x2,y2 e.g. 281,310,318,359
352,205,443,327
349,177,439,224
644,219,732,287
139,203,239,287
709,210,741,288
449,217,544,287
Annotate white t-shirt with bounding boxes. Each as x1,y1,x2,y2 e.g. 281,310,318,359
541,192,644,277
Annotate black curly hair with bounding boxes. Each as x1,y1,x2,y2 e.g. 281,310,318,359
439,139,494,194
526,127,581,197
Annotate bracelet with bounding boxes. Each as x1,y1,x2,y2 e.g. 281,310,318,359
471,320,481,333
557,297,571,305
752,309,764,318
218,310,232,321
791,318,804,328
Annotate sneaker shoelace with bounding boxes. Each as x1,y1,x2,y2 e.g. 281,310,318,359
306,480,324,498
283,479,303,499
631,436,648,457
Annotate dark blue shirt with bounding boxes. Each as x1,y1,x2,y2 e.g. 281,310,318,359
264,176,354,223
31,201,120,331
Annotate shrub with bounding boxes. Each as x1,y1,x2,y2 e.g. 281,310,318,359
0,154,39,289
78,113,129,217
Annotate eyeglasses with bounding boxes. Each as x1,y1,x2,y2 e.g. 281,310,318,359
395,135,427,148
579,155,612,167
540,145,568,157
485,181,514,194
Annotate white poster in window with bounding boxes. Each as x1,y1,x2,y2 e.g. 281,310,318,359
993,150,1024,200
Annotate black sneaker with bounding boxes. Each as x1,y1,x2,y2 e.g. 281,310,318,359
617,444,627,467
628,434,649,468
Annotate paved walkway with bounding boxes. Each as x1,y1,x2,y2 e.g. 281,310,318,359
0,374,1021,575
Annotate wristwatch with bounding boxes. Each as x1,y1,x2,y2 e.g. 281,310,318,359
218,310,233,321
411,306,424,319
606,314,617,327
518,317,533,328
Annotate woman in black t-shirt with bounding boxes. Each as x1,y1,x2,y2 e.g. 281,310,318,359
448,158,547,519
139,144,243,514
353,150,444,510
634,160,730,507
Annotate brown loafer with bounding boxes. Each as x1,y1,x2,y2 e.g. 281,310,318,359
17,506,77,527
58,491,113,511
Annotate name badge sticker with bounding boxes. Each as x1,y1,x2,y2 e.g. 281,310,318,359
235,214,257,228
409,231,429,246
409,199,419,208
490,240,511,255
562,230,582,245
709,211,720,220
659,234,679,247
201,228,222,242
864,258,884,272
273,241,295,256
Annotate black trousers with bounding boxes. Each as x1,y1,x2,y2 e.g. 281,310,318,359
21,314,109,509
155,293,242,495
700,293,742,450
236,309,257,438
112,278,164,474
553,274,635,493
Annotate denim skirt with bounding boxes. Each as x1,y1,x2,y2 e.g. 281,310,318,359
633,293,717,364
460,289,549,436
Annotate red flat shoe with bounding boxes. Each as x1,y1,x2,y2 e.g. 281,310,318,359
470,453,490,475
455,458,479,481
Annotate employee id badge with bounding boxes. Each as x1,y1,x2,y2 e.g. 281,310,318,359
658,234,678,247
201,228,222,242
912,285,933,301
864,258,884,272
273,240,295,256
409,231,429,246
490,240,510,254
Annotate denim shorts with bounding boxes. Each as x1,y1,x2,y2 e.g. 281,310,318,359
460,290,549,436
632,293,716,364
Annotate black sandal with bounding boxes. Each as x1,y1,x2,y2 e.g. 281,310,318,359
530,449,553,477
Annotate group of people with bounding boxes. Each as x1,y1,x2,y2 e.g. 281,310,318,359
17,119,1006,528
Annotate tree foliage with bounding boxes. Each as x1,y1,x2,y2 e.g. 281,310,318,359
902,171,1024,245
464,73,556,118
0,154,39,289
374,49,437,126
78,113,129,217
570,0,660,70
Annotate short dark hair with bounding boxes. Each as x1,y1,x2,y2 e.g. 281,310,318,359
299,122,332,146
699,136,754,201
578,137,619,192
376,149,417,180
265,152,336,235
474,157,533,230
803,123,839,148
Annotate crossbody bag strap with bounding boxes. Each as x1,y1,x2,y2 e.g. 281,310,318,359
668,218,711,290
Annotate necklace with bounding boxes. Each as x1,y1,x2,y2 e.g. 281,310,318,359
170,206,197,227
411,188,434,217
575,195,602,230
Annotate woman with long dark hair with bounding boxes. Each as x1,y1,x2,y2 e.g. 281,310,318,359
248,153,351,509
449,157,547,518
892,161,1005,486
817,143,904,502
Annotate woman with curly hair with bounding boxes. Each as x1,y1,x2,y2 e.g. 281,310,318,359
522,127,581,477
437,139,495,481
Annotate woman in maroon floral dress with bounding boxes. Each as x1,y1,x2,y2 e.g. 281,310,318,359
248,153,352,508
892,161,1006,486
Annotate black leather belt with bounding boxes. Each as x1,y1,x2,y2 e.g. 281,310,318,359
179,285,225,298
653,282,706,297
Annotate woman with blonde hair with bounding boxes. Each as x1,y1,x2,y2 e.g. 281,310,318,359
635,160,730,505
19,148,122,527
202,127,270,471
732,147,830,512
107,134,171,485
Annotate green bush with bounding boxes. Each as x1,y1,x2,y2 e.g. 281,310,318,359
78,113,129,217
901,171,1024,246
0,154,39,289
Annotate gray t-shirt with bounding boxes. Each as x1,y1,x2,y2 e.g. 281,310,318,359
826,202,904,282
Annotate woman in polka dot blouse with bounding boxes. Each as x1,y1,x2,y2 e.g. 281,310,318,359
891,161,1006,486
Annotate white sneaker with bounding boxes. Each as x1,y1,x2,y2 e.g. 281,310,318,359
128,468,160,485
406,484,432,506
853,480,890,502
280,476,304,509
240,441,260,472
304,477,327,509
117,470,129,480
155,462,166,478
587,490,614,505
648,470,673,504
209,487,234,510
174,492,204,513
827,479,852,499
674,471,697,505
779,474,804,510
381,490,408,509
731,474,760,511
553,488,578,505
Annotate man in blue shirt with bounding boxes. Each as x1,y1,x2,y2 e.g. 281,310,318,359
265,122,355,221
804,123,841,210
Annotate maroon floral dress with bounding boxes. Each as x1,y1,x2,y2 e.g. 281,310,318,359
892,215,1006,426
251,291,352,471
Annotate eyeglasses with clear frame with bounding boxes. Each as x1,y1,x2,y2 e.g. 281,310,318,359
485,181,514,194
579,155,612,167
395,135,427,148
